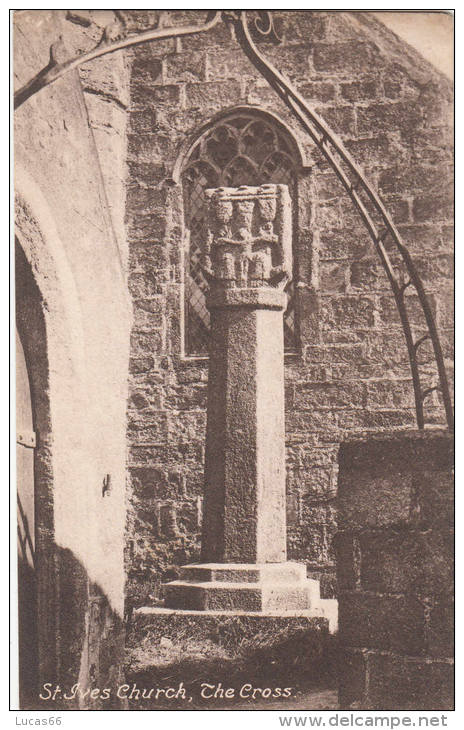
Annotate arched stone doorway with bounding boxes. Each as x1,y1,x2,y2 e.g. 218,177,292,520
15,237,55,707
14,172,129,707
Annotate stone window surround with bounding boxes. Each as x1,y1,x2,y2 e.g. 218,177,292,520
174,105,310,362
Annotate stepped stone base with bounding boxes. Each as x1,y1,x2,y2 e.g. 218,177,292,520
163,562,337,630
126,565,338,709
131,608,332,646
178,562,307,584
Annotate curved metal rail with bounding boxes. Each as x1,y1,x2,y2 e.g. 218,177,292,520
228,10,453,431
14,11,222,110
13,9,453,429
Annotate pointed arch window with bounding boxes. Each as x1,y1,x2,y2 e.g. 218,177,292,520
182,111,300,356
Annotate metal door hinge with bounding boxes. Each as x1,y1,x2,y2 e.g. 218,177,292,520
16,430,36,448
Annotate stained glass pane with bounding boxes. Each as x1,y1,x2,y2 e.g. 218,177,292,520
182,115,299,355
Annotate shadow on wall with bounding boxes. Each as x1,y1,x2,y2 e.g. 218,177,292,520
19,546,127,711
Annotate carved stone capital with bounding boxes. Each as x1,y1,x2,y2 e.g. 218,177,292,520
204,184,292,290
207,287,287,312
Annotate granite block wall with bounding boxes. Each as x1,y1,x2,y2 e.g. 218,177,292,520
336,431,454,710
122,11,453,605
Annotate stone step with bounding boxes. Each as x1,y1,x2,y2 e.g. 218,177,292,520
164,578,321,612
179,561,307,584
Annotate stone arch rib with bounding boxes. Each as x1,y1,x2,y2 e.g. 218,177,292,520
231,10,453,431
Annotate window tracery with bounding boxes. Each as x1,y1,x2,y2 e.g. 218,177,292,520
182,113,299,355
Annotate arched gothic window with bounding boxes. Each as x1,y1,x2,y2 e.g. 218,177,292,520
182,111,300,356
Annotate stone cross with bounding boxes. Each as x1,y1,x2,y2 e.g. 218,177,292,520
164,184,324,613
200,185,291,563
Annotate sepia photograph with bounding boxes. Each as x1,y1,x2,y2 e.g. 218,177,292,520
12,8,454,714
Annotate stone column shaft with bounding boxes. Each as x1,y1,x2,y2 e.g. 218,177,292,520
201,288,287,563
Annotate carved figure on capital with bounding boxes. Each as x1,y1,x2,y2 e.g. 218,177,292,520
203,184,292,290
